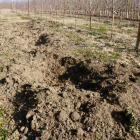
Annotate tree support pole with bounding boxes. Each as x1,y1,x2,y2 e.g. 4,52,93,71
136,20,140,50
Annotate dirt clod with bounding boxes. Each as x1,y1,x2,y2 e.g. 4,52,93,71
71,112,81,122
56,110,69,122
77,128,84,136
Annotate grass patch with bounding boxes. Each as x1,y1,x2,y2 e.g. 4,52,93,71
0,18,8,22
105,43,115,47
79,24,90,30
95,28,107,32
99,34,108,40
99,53,119,62
0,53,8,56
75,37,85,44
2,19,7,21
66,32,75,38
127,29,132,32
114,48,123,52
131,35,137,38
49,24,60,31
78,49,93,57
109,53,119,59
18,15,36,22
104,21,110,24
91,31,101,36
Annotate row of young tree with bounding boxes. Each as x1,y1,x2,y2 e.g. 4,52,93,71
0,0,140,50
0,0,139,22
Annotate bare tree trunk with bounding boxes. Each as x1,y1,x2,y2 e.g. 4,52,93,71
75,11,77,30
119,0,122,23
28,0,30,16
110,0,114,42
41,2,43,18
56,1,57,23
136,20,140,50
63,0,65,25
106,0,109,21
75,0,77,30
34,0,36,17
89,0,92,32
126,0,129,19
16,0,17,13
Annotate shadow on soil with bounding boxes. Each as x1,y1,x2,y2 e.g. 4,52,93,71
111,110,129,133
35,34,50,46
58,57,121,105
11,84,40,139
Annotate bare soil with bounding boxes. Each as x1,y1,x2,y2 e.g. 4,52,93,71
0,9,140,140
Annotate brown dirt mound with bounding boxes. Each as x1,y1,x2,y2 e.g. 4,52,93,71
0,12,139,140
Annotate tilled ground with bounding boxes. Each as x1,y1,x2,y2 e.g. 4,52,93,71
0,10,140,140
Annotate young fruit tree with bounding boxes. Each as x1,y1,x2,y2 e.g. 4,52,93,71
28,0,30,16
136,20,140,50
110,0,114,42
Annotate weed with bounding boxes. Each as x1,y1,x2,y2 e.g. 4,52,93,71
91,79,100,83
11,47,16,50
130,24,138,28
12,106,18,110
0,109,6,116
86,65,92,73
33,94,37,99
0,108,10,139
124,45,130,49
0,128,10,140
115,24,128,29
136,79,140,83
80,63,92,73
126,108,140,136
0,67,3,72
99,54,108,61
